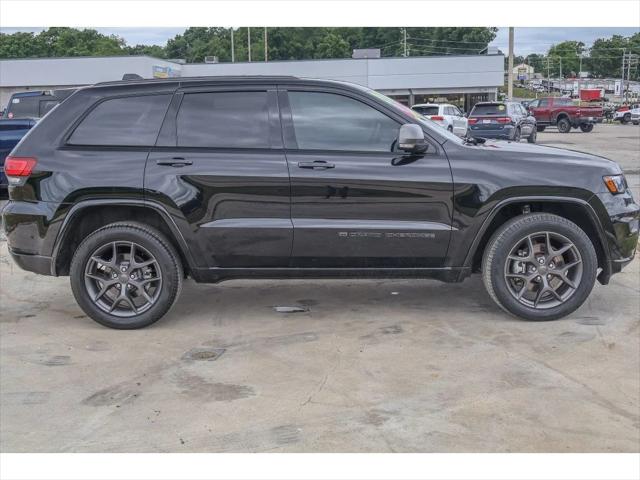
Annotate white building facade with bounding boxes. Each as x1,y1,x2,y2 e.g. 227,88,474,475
0,54,505,111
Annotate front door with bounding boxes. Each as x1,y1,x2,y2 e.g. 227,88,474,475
280,87,453,268
144,86,292,268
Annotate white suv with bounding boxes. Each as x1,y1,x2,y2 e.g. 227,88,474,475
411,103,468,137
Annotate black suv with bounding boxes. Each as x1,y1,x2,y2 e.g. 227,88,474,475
468,101,537,142
3,76,638,329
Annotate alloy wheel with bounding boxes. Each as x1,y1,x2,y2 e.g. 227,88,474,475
503,231,583,309
84,241,162,317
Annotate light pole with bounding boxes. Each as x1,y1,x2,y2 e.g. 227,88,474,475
248,27,251,62
230,28,235,63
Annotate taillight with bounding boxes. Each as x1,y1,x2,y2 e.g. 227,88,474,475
4,156,37,185
496,117,511,123
430,115,444,121
468,118,478,124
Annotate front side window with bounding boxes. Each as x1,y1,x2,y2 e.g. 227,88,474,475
176,91,271,148
69,94,171,146
288,91,399,152
538,99,549,107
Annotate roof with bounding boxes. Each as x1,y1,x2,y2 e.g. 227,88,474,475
94,75,299,87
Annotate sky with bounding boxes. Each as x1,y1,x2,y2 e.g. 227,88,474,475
1,27,638,56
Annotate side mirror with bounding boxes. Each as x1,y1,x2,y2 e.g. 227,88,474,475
398,124,428,153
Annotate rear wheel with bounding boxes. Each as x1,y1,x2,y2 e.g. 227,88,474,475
527,128,537,143
557,117,571,133
579,123,594,132
622,113,631,124
482,213,597,321
70,222,183,329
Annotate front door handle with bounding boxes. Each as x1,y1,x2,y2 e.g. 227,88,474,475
298,160,335,170
156,157,193,167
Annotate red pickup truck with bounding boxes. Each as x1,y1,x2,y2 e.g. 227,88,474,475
527,97,603,133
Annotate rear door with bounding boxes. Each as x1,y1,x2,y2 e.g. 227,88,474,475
280,86,453,268
144,86,292,268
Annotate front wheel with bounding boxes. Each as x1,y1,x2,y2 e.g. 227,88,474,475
70,222,183,329
579,123,594,133
622,113,631,124
512,128,521,142
482,213,597,321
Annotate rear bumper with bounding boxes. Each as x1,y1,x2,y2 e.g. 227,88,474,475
8,249,53,276
469,125,514,139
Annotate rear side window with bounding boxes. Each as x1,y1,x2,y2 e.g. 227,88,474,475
176,91,271,148
471,104,507,116
413,106,439,116
68,94,171,146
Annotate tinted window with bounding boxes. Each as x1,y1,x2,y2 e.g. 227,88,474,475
39,100,59,117
177,91,270,148
538,98,549,107
7,96,40,119
412,106,439,116
555,98,575,106
528,100,539,108
470,103,507,116
289,91,399,152
69,94,171,146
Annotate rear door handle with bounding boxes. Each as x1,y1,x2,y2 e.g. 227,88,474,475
298,160,335,170
156,157,193,167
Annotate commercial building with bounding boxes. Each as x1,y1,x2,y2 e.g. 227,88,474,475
0,53,505,112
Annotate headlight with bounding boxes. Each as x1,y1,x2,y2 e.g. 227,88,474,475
603,174,627,194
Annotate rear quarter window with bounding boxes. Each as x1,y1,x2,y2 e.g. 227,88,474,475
68,94,171,146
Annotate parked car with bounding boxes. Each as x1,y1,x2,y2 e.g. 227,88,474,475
411,103,468,137
2,89,75,120
467,101,537,142
614,104,640,124
630,107,640,125
527,97,603,133
2,76,638,329
0,118,37,197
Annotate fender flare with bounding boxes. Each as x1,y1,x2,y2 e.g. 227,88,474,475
462,195,611,277
50,198,197,276
553,111,571,125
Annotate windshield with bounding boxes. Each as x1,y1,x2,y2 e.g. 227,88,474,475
471,103,507,116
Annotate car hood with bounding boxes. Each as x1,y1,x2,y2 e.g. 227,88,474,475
475,139,622,175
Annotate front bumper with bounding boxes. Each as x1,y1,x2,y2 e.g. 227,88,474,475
592,190,640,282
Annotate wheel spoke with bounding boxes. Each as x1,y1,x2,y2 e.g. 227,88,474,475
93,280,118,302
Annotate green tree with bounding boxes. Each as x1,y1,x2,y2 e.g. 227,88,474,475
547,40,585,77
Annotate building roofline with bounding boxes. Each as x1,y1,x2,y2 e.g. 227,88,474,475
0,52,504,65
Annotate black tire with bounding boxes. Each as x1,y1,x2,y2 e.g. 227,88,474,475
447,125,453,133
512,127,521,142
70,222,183,329
536,125,546,132
482,213,597,321
527,128,537,143
622,113,631,124
557,117,571,133
579,123,594,133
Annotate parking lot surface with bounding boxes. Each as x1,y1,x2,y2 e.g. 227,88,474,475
1,123,638,452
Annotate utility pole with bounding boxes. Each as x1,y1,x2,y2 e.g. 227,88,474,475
507,27,514,100
230,28,235,63
264,27,268,62
547,57,550,93
621,48,626,100
402,28,407,57
247,27,251,62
